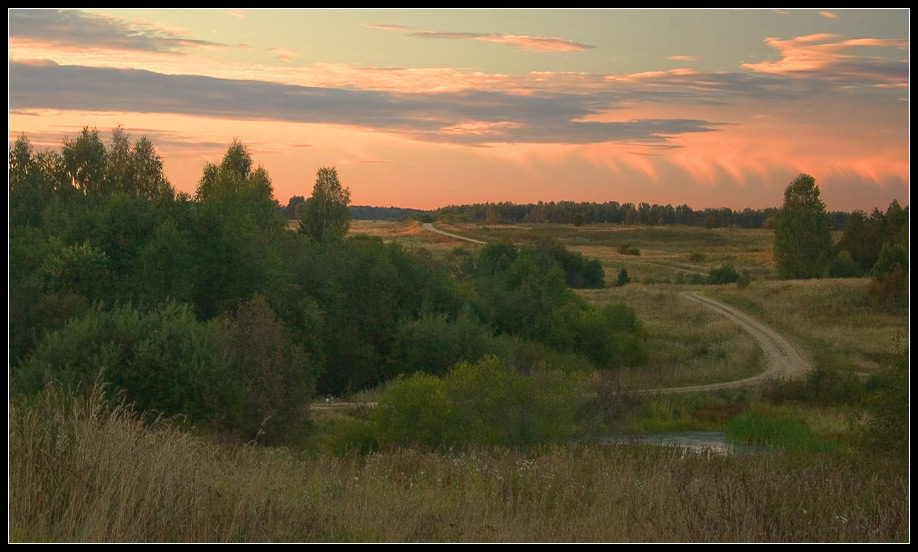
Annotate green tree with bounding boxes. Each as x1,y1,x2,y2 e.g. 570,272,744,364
62,127,108,197
299,167,351,243
773,174,833,279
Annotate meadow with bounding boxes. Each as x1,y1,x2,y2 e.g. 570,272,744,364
11,219,909,542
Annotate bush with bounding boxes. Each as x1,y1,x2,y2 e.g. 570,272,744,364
389,311,499,377
617,244,640,256
707,264,739,285
616,268,631,287
372,356,575,449
829,250,863,278
13,303,231,425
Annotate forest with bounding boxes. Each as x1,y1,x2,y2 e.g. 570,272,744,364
9,127,648,446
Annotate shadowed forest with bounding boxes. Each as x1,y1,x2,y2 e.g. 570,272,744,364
8,128,909,542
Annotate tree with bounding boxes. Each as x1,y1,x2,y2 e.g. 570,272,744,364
299,166,351,243
62,127,108,197
773,174,832,279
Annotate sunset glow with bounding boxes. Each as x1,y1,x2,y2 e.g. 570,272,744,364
8,8,909,211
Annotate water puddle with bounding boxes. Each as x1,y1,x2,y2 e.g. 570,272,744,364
598,431,768,455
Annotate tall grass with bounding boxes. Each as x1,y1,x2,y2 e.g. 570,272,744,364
10,386,908,542
725,411,839,454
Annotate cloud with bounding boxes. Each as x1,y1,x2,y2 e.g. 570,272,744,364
742,34,909,87
8,8,221,52
819,11,838,19
8,61,721,146
362,23,594,52
668,55,699,62
271,47,299,62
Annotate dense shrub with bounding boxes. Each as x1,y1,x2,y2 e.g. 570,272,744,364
389,311,500,377
707,263,739,285
371,356,575,449
12,303,230,425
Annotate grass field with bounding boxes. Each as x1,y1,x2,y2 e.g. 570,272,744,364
10,386,908,543
11,220,908,542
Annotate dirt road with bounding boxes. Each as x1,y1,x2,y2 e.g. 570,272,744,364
416,223,812,395
641,291,812,394
421,223,487,245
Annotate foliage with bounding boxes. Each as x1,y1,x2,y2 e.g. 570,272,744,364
861,352,908,456
707,263,739,285
773,174,833,279
372,356,575,449
300,166,351,244
389,311,500,377
530,237,605,288
725,410,839,454
828,250,863,278
617,244,641,256
867,242,909,310
12,303,230,425
212,296,317,444
616,267,631,287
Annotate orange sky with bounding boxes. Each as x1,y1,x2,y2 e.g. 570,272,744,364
8,9,910,211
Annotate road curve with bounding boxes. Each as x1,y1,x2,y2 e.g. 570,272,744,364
641,291,812,394
421,222,487,245
416,223,812,395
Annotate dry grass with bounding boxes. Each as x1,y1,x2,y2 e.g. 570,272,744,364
10,386,908,543
579,285,764,390
710,278,907,375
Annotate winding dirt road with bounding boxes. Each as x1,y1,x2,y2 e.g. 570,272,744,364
420,222,814,394
642,291,812,394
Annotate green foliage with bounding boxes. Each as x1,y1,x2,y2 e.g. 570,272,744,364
707,263,739,285
213,296,316,444
616,267,631,287
390,311,499,377
829,250,863,278
617,244,641,256
471,242,646,370
62,127,108,197
372,356,575,449
13,303,230,425
861,352,908,456
725,411,839,454
39,240,112,301
868,242,908,310
530,238,605,288
299,166,351,244
773,174,833,279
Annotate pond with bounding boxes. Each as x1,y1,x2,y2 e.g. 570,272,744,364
598,431,769,455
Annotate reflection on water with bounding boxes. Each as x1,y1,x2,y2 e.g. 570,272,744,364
599,431,768,455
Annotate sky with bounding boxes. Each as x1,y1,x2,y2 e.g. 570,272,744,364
7,8,910,211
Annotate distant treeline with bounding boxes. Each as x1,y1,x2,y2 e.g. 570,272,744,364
349,205,429,221
432,201,854,230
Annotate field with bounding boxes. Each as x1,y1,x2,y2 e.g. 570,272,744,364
11,219,909,542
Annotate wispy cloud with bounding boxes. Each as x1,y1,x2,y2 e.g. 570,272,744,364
742,33,909,87
8,8,221,52
271,47,299,62
362,23,594,52
819,11,838,19
668,55,699,62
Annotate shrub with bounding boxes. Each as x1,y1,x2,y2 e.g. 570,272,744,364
829,250,863,278
617,244,640,256
707,263,739,285
372,356,575,449
616,268,631,287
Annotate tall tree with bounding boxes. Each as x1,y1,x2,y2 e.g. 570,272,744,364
773,174,833,279
62,127,108,197
299,166,351,243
